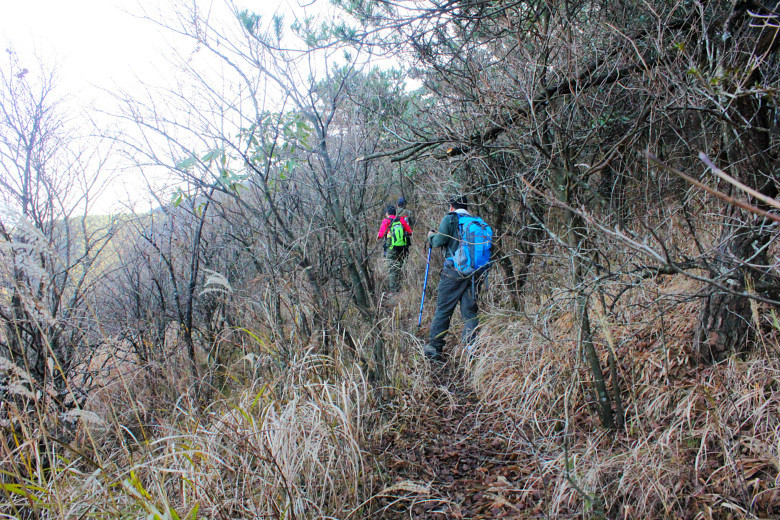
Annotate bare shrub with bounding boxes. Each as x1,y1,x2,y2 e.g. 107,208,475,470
464,271,780,518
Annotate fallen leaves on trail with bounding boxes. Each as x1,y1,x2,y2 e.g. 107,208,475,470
371,362,541,519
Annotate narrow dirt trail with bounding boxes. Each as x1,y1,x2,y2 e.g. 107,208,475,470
372,360,540,519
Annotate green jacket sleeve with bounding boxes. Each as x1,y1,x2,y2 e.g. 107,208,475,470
429,213,457,251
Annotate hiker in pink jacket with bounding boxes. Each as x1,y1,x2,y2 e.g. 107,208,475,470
376,204,413,292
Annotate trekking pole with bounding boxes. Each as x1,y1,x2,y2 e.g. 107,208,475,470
417,244,432,329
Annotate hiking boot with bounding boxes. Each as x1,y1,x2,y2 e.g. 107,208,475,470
423,344,443,362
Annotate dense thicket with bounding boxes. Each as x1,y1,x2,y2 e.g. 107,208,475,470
0,1,778,518
342,0,780,425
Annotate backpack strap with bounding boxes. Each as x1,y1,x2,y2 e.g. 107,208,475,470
448,212,462,240
387,216,399,232
384,216,396,233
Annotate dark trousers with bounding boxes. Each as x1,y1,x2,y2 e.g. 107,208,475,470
427,266,482,355
386,246,408,292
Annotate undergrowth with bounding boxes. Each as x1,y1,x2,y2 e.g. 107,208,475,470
1,268,778,519
0,344,387,519
465,275,780,519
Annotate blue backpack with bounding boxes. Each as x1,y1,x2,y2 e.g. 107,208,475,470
449,214,493,275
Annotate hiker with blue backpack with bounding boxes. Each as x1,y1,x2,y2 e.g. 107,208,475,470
424,195,492,361
377,204,413,293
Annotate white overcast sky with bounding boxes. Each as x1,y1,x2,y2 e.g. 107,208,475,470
0,0,328,212
0,0,308,108
0,0,407,214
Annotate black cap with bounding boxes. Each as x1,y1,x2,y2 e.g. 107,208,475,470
397,197,406,207
448,195,468,209
385,204,396,215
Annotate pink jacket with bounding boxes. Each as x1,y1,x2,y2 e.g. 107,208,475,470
377,215,413,239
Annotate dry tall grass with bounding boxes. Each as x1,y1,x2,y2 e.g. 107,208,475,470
2,231,778,519
464,275,780,518
0,341,384,519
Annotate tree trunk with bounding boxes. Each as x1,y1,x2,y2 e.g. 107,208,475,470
697,53,778,362
696,223,768,362
576,290,614,430
569,233,614,430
